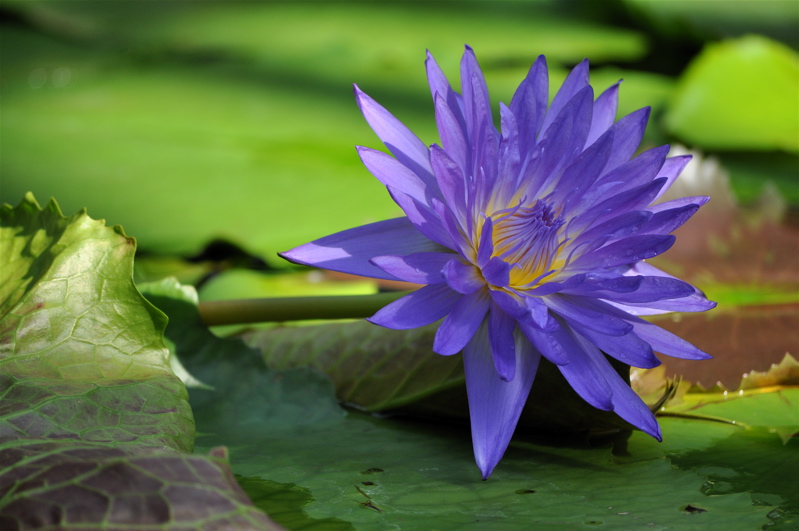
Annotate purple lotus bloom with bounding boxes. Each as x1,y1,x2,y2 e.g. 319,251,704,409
282,46,715,479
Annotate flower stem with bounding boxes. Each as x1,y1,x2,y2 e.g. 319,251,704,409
197,291,408,326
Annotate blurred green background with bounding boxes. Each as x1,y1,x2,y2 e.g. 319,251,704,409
2,0,797,259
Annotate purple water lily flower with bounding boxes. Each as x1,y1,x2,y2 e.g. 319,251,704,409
282,46,715,479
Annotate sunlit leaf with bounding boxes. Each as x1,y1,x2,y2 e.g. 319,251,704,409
199,270,377,303
0,193,193,451
0,195,278,527
662,387,799,442
740,353,799,390
665,35,799,152
0,35,394,256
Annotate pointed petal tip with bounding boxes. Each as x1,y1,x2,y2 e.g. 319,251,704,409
353,84,373,105
475,453,499,480
425,49,439,65
632,409,662,441
651,424,663,442
277,248,305,266
353,84,367,105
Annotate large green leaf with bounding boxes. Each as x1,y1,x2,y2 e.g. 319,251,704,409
0,194,278,527
138,277,345,438
0,31,395,257
242,320,635,435
0,193,192,451
139,277,353,530
235,475,353,531
665,35,799,152
0,440,282,530
195,410,785,529
662,387,799,442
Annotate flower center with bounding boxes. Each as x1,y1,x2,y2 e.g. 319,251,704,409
489,200,565,289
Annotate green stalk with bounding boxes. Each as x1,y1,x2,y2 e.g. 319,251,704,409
197,291,409,326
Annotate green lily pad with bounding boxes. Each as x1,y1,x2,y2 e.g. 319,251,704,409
139,277,353,529
0,194,283,527
138,277,345,439
0,193,193,452
198,270,377,303
194,410,777,529
0,440,282,530
667,426,799,527
235,475,353,531
662,387,799,442
0,38,397,256
242,319,636,435
665,35,799,152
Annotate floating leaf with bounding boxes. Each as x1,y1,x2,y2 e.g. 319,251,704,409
665,35,799,152
661,387,799,442
138,277,345,441
235,475,352,531
740,353,799,390
140,277,356,529
0,440,282,530
195,410,776,528
199,270,377,303
244,320,636,435
0,193,193,451
664,425,799,527
0,194,279,526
